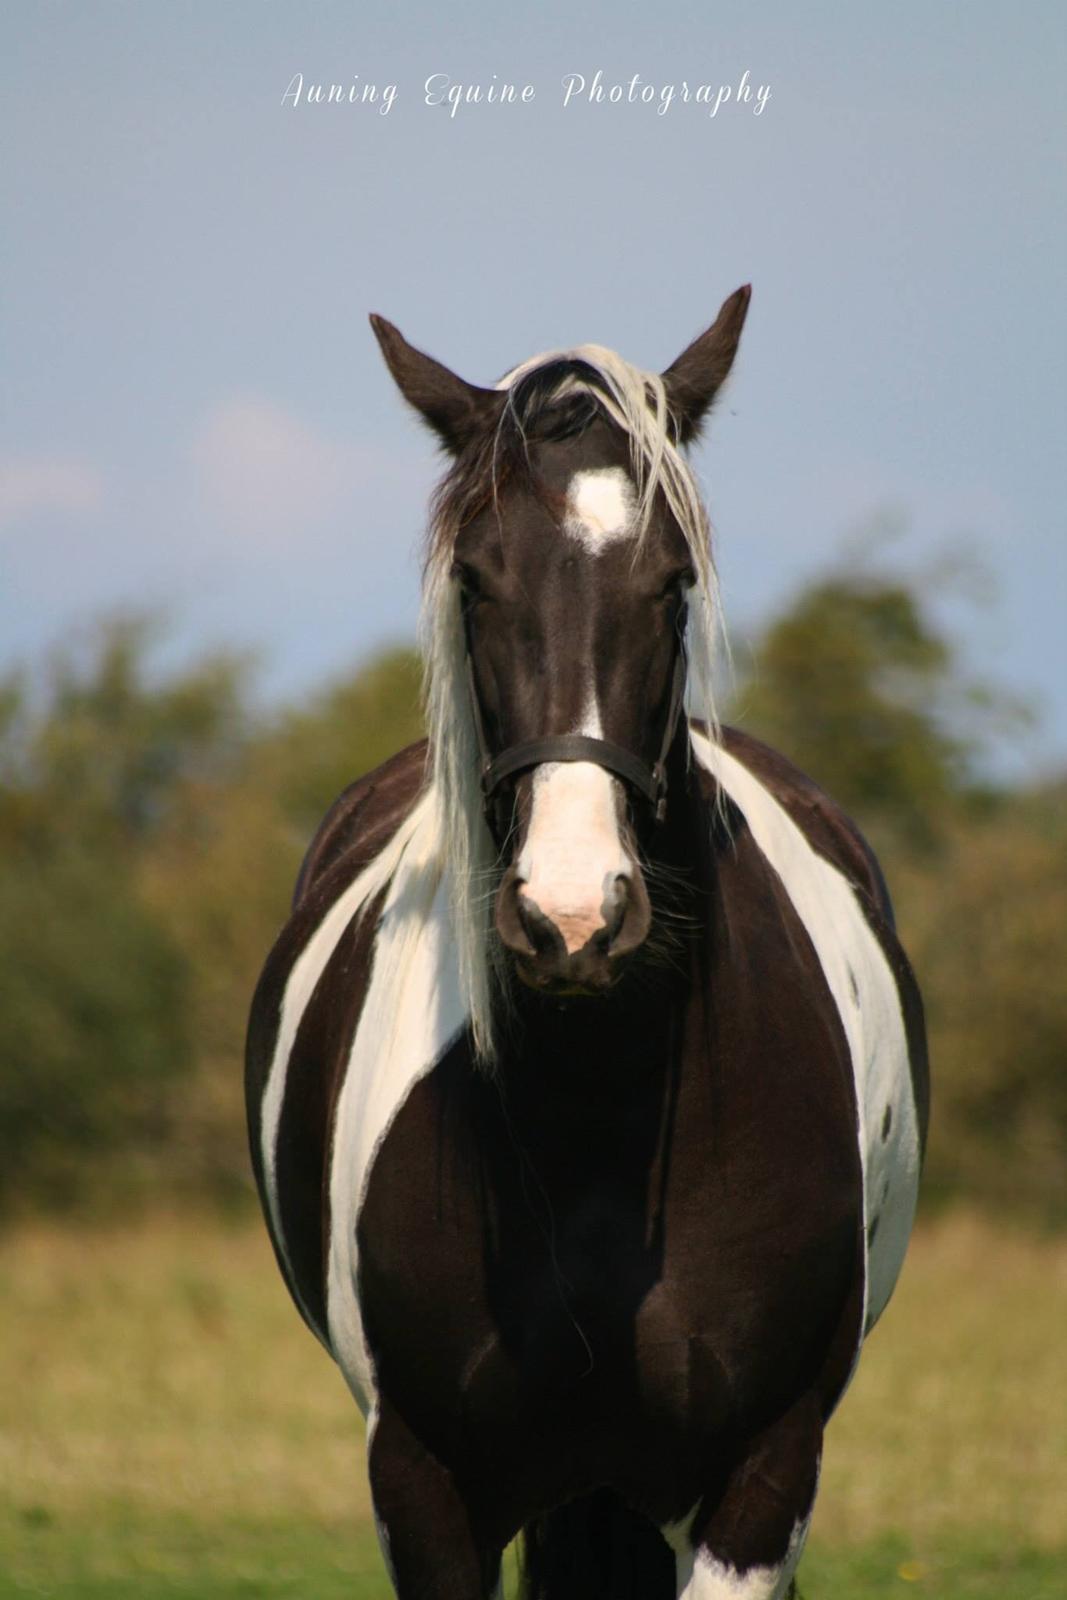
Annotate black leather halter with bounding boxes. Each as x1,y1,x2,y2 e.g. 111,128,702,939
465,640,688,833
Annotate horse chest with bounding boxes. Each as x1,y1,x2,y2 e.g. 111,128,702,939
356,1049,859,1467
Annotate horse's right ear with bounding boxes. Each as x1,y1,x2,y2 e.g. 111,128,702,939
370,316,505,455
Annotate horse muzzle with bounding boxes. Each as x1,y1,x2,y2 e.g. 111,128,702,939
494,862,652,993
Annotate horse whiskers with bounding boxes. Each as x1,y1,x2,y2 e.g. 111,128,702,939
626,941,691,988
642,866,700,929
637,850,697,888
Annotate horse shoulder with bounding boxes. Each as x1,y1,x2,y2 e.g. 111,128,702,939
719,726,893,922
694,725,929,1344
245,739,430,1354
292,738,430,907
716,725,929,1149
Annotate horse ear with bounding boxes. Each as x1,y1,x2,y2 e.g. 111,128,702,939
661,285,752,445
369,315,504,454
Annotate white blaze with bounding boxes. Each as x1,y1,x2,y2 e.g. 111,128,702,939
513,469,636,953
516,762,629,954
516,690,630,956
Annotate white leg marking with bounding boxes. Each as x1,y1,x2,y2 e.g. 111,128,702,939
690,730,921,1356
674,1515,811,1599
564,465,636,550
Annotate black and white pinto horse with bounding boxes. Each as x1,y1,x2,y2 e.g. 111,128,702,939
246,287,929,1600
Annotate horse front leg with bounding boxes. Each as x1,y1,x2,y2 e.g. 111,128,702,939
668,1395,821,1600
368,1394,503,1600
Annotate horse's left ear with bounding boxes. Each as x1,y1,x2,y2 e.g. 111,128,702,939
661,284,752,445
369,315,505,454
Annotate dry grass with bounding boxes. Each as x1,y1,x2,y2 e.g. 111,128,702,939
814,1212,1067,1549
1,1208,1064,1590
0,1213,371,1530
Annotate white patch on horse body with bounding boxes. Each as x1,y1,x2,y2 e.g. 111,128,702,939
325,803,467,1419
564,466,636,550
260,862,390,1348
691,730,920,1357
259,787,468,1388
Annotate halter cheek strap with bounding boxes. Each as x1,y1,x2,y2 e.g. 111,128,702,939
465,641,687,829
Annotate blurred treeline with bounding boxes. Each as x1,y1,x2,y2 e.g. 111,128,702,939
2,564,1064,1227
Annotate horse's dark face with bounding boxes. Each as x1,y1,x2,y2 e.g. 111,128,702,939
368,285,751,998
454,421,693,994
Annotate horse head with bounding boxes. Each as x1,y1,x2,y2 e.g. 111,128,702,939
371,289,750,1008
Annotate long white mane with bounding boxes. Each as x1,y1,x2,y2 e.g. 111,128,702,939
399,345,727,1062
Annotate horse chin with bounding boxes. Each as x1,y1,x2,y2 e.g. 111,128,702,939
508,952,629,998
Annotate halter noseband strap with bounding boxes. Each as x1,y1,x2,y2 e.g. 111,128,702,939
466,643,687,829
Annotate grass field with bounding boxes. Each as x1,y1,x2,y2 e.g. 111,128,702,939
1,1210,1064,1597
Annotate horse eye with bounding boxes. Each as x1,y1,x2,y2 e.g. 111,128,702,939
660,571,694,602
451,562,481,598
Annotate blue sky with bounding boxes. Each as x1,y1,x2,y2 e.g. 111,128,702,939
3,2,1064,774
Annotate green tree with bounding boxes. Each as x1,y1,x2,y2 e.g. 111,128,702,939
261,645,424,836
136,643,425,1199
893,784,1067,1223
0,617,248,1211
734,569,1002,847
0,842,189,1207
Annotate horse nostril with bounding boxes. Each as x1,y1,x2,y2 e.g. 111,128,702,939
516,891,564,959
603,870,651,962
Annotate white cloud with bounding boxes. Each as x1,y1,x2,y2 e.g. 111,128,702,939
191,395,367,547
0,456,104,529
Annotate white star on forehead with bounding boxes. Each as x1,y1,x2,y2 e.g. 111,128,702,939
564,467,636,551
